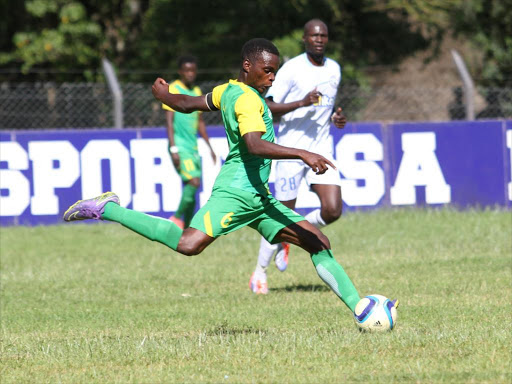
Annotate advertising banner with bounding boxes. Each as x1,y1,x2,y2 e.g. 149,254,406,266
1,120,510,226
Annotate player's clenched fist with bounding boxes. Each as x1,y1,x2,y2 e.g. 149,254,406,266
331,107,347,129
152,78,169,101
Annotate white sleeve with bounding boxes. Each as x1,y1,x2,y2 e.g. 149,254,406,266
266,64,294,103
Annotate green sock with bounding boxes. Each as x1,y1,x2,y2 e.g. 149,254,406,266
175,184,198,222
183,202,196,228
102,202,182,250
311,249,361,312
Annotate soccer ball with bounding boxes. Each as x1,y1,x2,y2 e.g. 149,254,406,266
353,294,397,332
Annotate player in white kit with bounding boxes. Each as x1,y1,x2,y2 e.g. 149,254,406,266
250,19,347,294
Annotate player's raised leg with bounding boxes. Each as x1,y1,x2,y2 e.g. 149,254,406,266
63,191,119,221
63,192,215,256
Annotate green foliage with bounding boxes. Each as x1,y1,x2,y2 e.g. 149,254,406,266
1,0,510,85
1,0,102,79
451,0,512,86
26,0,58,16
273,29,303,63
1,209,511,382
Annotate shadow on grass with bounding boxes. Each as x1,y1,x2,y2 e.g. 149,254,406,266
272,283,330,293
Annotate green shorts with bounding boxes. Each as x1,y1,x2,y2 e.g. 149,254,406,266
170,149,202,181
189,187,305,243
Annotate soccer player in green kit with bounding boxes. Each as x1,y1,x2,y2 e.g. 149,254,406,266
163,55,216,229
64,38,398,317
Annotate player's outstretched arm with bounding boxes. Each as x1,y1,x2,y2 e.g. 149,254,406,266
243,132,335,175
266,88,320,116
152,78,210,113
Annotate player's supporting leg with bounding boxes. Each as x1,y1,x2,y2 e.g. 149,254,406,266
310,248,360,311
275,221,360,312
250,238,276,294
271,209,326,274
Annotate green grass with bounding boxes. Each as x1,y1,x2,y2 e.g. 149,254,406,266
1,208,511,383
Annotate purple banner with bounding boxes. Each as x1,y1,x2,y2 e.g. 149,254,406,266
1,120,510,226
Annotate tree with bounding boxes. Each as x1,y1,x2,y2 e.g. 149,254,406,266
0,0,438,82
451,0,512,86
0,0,150,80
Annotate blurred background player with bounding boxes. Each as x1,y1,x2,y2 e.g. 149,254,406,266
164,55,216,229
250,19,347,294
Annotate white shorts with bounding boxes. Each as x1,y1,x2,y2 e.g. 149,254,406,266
273,156,342,201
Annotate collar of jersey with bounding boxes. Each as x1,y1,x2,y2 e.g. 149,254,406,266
302,52,326,67
228,79,259,95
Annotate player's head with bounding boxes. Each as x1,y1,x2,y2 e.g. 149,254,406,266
240,38,280,94
303,19,328,63
177,55,198,86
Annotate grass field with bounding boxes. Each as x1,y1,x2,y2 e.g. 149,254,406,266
1,208,511,383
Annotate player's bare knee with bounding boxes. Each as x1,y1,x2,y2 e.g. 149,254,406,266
177,242,201,256
321,205,342,224
177,234,202,256
318,232,331,250
302,231,331,254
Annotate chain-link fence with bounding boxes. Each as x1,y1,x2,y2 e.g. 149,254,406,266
1,81,511,129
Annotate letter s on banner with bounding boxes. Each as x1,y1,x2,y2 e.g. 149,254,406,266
337,133,385,206
0,142,30,216
29,141,80,215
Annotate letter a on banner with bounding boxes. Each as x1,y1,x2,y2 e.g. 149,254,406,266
390,132,451,205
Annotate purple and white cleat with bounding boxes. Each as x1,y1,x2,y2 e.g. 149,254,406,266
63,192,119,221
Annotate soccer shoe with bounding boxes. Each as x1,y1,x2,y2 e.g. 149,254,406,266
169,215,185,229
63,192,119,221
249,271,268,295
274,242,290,272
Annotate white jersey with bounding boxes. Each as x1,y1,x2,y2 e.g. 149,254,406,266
266,53,341,154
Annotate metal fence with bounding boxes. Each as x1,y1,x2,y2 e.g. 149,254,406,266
1,81,511,129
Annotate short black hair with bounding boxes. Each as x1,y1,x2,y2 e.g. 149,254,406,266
241,38,279,62
177,55,197,69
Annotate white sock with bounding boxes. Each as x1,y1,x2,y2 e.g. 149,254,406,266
255,264,267,275
304,208,327,228
257,237,278,268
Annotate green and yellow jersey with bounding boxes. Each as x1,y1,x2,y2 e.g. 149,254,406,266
206,79,275,196
162,80,202,153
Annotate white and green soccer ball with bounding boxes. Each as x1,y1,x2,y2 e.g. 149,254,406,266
353,294,397,332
